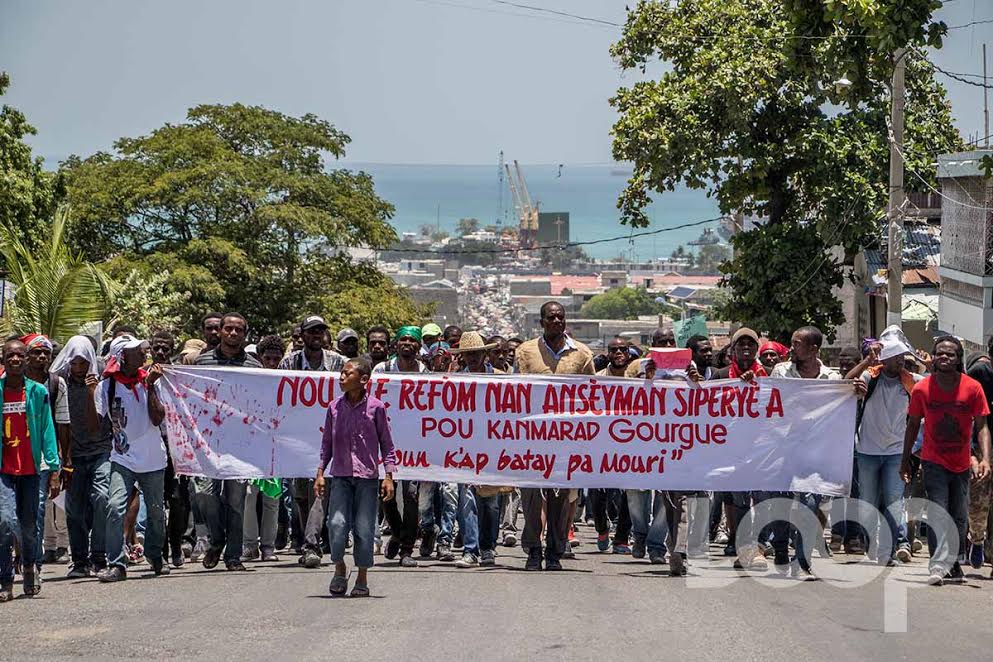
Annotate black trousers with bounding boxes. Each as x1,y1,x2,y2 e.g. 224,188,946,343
588,488,631,544
382,480,419,556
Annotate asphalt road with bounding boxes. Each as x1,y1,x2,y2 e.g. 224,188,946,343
5,526,991,661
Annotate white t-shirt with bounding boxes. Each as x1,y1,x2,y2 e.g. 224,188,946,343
97,378,167,473
856,370,923,455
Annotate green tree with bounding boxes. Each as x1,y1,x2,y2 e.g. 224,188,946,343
105,269,190,338
61,103,407,332
0,72,64,249
457,217,481,236
0,207,118,342
610,0,960,340
579,287,676,320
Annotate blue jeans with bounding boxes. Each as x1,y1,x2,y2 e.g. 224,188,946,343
0,473,42,585
457,485,500,554
106,464,165,569
856,452,908,560
418,481,457,545
34,469,52,569
65,453,111,568
626,489,667,554
327,477,379,569
195,478,247,564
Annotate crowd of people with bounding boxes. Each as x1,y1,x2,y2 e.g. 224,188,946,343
1,300,991,600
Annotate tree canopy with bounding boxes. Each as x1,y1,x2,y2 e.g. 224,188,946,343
610,0,960,340
62,103,422,336
579,287,675,320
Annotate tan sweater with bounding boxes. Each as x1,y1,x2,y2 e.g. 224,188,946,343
515,337,595,376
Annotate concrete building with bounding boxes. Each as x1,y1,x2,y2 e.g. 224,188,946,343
936,149,993,350
408,279,459,326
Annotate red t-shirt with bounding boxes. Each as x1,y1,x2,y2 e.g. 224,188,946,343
909,374,989,473
2,387,35,476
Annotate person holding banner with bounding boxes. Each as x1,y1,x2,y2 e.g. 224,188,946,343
193,313,262,572
373,326,426,568
515,301,594,571
315,358,397,598
593,337,634,555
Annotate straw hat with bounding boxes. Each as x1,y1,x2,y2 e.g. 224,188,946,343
450,331,497,353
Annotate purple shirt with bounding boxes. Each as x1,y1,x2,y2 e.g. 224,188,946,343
320,394,397,478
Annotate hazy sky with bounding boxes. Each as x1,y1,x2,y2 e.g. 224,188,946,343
1,0,990,165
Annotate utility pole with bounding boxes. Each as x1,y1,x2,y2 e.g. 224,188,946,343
887,48,906,328
984,43,989,148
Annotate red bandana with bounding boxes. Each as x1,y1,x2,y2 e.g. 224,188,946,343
728,361,767,380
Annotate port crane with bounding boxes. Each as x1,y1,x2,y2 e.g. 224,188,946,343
504,159,539,249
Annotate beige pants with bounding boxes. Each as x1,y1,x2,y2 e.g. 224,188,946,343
44,499,69,550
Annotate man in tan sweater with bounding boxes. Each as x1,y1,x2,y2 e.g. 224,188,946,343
514,301,594,570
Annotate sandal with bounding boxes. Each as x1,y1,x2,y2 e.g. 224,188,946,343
328,575,348,596
349,584,370,598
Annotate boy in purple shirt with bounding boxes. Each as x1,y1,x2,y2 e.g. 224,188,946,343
314,359,396,597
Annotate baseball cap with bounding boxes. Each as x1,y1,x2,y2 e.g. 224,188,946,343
300,315,328,331
337,328,359,343
109,334,150,360
421,323,443,338
730,327,759,346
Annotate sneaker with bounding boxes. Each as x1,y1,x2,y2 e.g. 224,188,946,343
723,542,736,557
612,544,631,555
480,550,496,566
302,550,322,568
181,541,193,560
128,543,145,566
829,534,843,552
42,549,58,564
455,552,479,568
843,538,864,555
544,557,563,571
97,566,127,583
261,548,279,562
67,565,91,579
927,570,944,586
911,539,924,555
0,584,12,602
525,548,543,571
632,540,646,559
502,532,517,547
241,547,260,562
562,547,576,559
385,537,401,560
669,552,686,577
946,563,965,583
596,533,610,552
171,550,185,568
569,528,580,548
714,531,729,545
774,551,791,574
970,542,985,569
895,547,912,564
436,544,455,562
648,550,665,565
191,537,208,562
419,529,437,558
202,546,223,570
225,561,247,571
150,558,171,576
399,554,418,568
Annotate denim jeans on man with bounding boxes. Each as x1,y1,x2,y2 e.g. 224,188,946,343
626,489,668,554
194,477,247,564
0,473,41,586
856,452,908,561
327,477,379,568
922,460,969,574
106,464,166,569
418,481,457,545
65,452,111,569
457,485,500,554
33,469,52,570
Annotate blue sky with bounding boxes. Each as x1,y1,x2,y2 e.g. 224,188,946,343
1,0,990,165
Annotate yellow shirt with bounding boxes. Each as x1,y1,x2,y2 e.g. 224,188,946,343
515,337,595,376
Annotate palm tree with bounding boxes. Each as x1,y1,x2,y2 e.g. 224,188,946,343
0,206,118,342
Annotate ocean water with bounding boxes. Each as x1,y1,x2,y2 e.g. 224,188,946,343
341,163,722,261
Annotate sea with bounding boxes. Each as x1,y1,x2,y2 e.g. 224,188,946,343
340,163,722,261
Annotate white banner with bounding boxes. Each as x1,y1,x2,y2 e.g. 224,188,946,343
160,366,856,494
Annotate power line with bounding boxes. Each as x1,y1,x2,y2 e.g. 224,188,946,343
490,0,620,26
932,63,993,88
385,217,722,254
409,0,612,28
946,18,993,30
